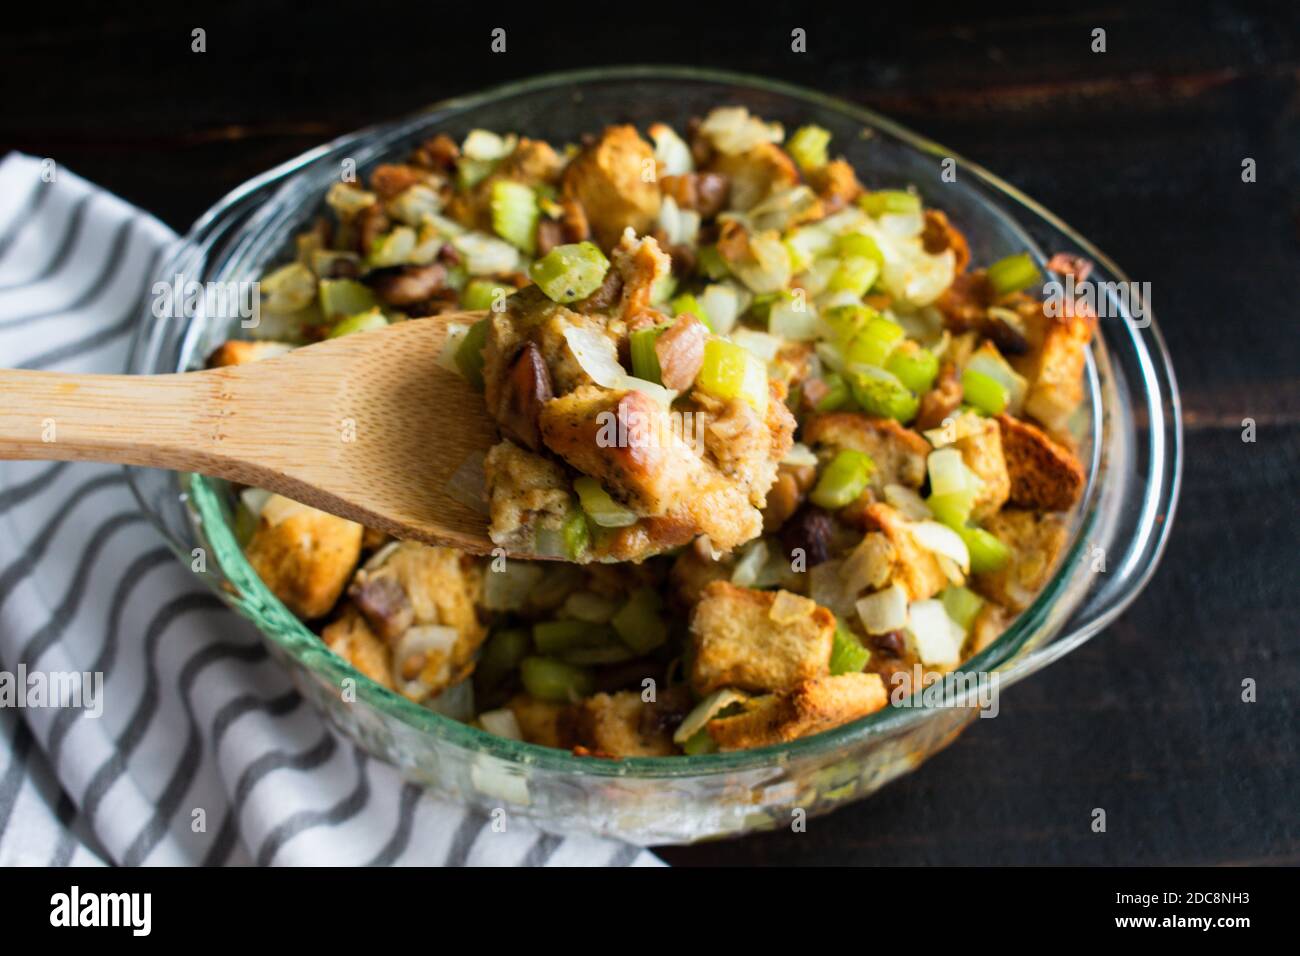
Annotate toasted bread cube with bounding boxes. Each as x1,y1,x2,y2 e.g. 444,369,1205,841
205,340,294,368
561,125,661,249
689,581,835,695
709,142,799,211
507,694,572,750
951,414,1010,521
803,413,930,490
540,385,701,515
973,509,1069,611
706,673,888,751
967,601,1010,656
1012,306,1095,434
862,502,949,602
997,413,1086,511
484,440,573,552
244,495,363,619
321,606,393,689
569,690,680,757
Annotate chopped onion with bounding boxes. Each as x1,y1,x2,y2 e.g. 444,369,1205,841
363,540,401,571
782,442,819,467
731,327,783,363
769,296,820,341
910,520,971,575
808,559,857,621
770,589,817,625
697,283,746,334
698,106,783,156
259,494,315,527
658,196,701,247
856,582,909,634
923,410,986,448
905,599,965,667
239,487,272,518
462,129,515,161
425,678,476,720
649,123,693,175
732,232,792,294
840,532,896,596
730,538,770,587
437,322,470,374
479,707,523,740
883,484,932,520
673,688,749,745
394,625,460,701
749,185,820,233
451,231,521,276
562,325,676,407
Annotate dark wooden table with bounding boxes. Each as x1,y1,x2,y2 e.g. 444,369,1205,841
6,2,1296,865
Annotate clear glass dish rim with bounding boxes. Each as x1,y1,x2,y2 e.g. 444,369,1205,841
126,64,1183,779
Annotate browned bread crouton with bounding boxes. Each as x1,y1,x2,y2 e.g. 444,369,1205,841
243,495,363,619
972,509,1069,611
706,672,888,751
689,581,835,695
967,601,1010,656
562,125,661,249
803,413,930,489
321,606,393,689
861,502,950,602
708,142,799,211
997,414,1086,511
205,340,293,368
951,414,1010,521
507,694,572,750
1010,305,1095,434
568,690,679,757
483,440,572,552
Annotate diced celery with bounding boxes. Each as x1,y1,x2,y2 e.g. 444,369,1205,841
454,318,490,389
327,308,388,338
533,619,610,656
697,338,769,414
828,256,881,297
562,508,590,561
670,292,713,331
885,341,939,394
457,157,497,191
489,179,539,254
834,232,884,265
960,526,1011,573
697,244,729,279
829,623,871,675
821,303,875,343
367,226,417,268
474,627,531,690
787,124,831,172
941,586,985,632
927,448,973,497
926,491,976,529
815,372,852,412
611,587,669,654
859,190,922,216
529,242,610,303
318,279,376,318
574,476,638,528
629,327,665,385
519,657,593,702
986,252,1042,297
843,315,905,368
682,728,718,755
961,368,1009,415
848,366,919,422
462,279,514,312
810,449,875,509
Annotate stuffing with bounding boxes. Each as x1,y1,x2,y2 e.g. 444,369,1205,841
567,687,691,757
483,440,573,552
483,290,607,404
610,229,673,319
997,413,1086,511
689,581,835,695
341,542,487,700
973,509,1069,611
561,125,661,250
321,606,393,689
915,361,963,432
694,385,796,507
950,413,1011,521
446,138,563,231
243,494,363,619
803,412,930,490
967,601,1010,656
706,672,888,751
1010,302,1095,434
805,158,863,214
205,340,294,368
669,541,735,607
859,502,949,602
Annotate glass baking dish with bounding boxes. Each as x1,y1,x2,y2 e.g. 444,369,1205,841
124,66,1182,845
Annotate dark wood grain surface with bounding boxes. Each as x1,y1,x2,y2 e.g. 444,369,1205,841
4,2,1296,865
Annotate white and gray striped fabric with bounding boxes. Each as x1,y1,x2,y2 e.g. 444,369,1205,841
0,153,660,867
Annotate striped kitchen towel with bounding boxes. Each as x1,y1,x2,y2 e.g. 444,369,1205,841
0,153,659,866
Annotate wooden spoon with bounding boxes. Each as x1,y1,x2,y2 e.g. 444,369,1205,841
0,314,510,554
